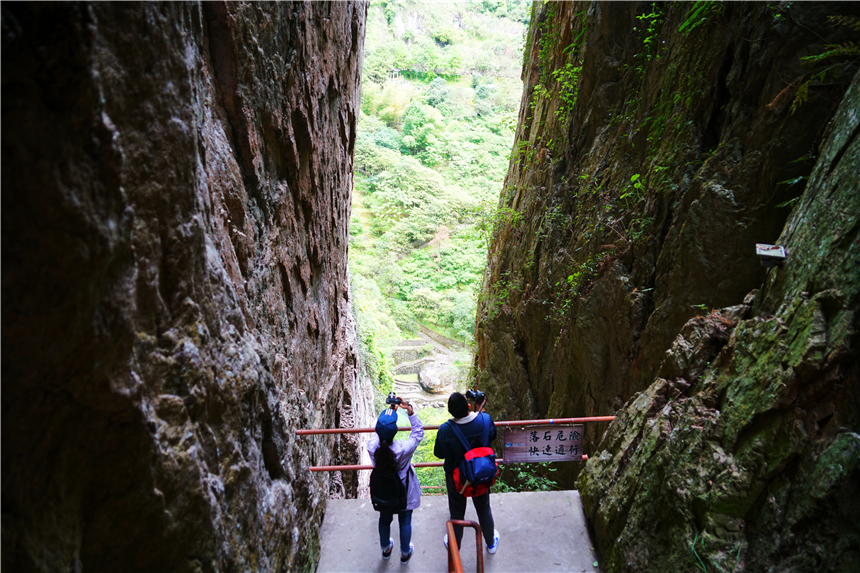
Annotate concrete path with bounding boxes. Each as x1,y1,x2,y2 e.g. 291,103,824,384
317,491,602,573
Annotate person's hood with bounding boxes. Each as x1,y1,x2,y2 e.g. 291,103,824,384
451,412,478,424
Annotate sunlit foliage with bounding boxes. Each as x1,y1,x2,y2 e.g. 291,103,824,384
350,0,526,362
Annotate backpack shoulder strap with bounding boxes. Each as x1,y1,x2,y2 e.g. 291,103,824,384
448,421,472,451
480,413,490,448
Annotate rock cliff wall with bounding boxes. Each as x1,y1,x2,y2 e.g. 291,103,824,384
579,69,859,573
2,2,369,572
476,1,859,570
475,0,858,482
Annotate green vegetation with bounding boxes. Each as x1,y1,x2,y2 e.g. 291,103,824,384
494,462,559,492
351,270,398,412
679,1,723,35
531,6,587,122
412,407,451,492
791,14,860,113
351,1,527,368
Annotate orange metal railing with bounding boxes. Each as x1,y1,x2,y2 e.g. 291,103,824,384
295,416,615,436
306,456,587,472
297,416,610,471
446,520,483,573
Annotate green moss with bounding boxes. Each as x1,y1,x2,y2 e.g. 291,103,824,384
803,432,860,502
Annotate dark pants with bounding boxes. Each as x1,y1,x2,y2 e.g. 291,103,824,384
379,509,412,555
445,473,495,548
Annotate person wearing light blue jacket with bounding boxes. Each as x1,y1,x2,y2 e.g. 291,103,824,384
367,399,424,565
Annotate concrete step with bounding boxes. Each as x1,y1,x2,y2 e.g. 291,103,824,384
317,490,602,573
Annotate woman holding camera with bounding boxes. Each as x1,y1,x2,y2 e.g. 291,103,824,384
367,396,424,565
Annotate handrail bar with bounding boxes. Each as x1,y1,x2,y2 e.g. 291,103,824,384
446,520,483,573
308,455,587,472
295,416,615,436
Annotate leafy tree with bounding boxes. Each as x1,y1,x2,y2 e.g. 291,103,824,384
432,27,457,47
401,101,445,154
416,40,443,75
425,78,450,107
476,83,497,99
350,211,364,238
355,131,401,175
446,52,464,76
475,99,494,117
363,50,392,84
505,0,532,23
451,291,476,339
374,126,402,150
480,0,505,15
366,156,443,218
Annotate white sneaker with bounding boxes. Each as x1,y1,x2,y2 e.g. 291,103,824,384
487,530,500,554
443,534,449,549
382,538,394,560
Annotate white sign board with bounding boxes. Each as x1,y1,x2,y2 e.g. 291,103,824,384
503,425,584,463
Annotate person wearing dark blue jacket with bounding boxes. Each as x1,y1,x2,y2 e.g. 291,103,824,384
434,392,500,555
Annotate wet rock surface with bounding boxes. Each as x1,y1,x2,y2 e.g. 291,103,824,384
2,3,368,572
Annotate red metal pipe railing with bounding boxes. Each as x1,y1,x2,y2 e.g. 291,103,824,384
447,520,483,573
295,416,615,436
308,455,587,472
494,416,615,427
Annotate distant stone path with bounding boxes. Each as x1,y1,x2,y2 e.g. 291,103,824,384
391,328,461,409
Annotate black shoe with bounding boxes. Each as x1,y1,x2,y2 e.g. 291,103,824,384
400,543,414,565
382,538,393,560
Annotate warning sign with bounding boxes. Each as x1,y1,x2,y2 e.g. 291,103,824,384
502,425,584,463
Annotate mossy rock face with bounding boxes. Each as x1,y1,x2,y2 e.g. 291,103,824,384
474,1,860,493
579,72,860,573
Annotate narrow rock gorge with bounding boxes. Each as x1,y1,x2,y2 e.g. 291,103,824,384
2,2,369,571
4,1,859,572
475,2,858,571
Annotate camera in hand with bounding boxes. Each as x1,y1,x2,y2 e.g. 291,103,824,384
465,389,485,404
386,392,402,406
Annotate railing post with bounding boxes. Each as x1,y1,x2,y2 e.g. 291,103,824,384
446,520,483,573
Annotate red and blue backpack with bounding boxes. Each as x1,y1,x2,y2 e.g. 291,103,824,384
449,414,498,497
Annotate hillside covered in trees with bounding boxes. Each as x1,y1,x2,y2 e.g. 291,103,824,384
349,0,529,398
